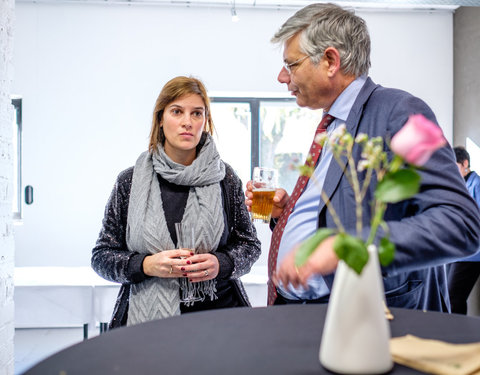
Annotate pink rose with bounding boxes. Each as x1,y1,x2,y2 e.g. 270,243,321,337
390,114,447,166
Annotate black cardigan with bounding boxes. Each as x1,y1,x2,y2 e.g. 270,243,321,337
91,163,261,328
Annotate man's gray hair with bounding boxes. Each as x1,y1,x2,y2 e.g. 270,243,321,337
271,3,371,77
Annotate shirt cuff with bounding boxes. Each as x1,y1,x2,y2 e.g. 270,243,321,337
127,253,150,283
214,252,234,279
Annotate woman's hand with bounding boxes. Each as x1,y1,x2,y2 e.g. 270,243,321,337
182,253,219,283
142,249,193,278
245,181,290,219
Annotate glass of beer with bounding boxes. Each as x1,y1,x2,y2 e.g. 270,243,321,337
251,167,278,223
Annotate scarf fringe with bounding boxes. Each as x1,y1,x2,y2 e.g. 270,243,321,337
180,278,218,307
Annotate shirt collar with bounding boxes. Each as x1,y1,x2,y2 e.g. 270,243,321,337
326,75,367,122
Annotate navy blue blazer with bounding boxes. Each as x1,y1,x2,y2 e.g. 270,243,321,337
321,77,480,312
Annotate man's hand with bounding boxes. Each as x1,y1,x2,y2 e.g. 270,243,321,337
245,180,290,219
275,235,339,288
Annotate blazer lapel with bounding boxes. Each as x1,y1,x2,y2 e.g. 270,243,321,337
318,77,379,216
321,77,379,290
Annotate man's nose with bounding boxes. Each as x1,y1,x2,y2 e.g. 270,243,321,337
278,67,290,84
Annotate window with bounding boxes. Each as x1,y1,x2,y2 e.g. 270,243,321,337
258,101,322,193
210,96,323,278
466,137,480,173
11,97,22,220
210,100,252,188
211,97,322,193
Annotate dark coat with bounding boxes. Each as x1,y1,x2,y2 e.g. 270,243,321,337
321,77,480,311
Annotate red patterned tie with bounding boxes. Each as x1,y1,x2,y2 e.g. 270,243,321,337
267,114,335,305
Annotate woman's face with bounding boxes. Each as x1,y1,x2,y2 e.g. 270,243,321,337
161,93,206,165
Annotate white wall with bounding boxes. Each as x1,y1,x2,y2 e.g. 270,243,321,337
12,3,453,267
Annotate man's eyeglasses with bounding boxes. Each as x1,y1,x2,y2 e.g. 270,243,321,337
283,55,310,74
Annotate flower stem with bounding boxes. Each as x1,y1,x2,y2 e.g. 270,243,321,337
346,151,363,237
308,173,345,233
360,166,373,200
389,154,404,173
367,200,386,245
321,190,346,233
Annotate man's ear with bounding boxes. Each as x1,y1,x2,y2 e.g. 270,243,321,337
463,159,469,169
323,47,341,77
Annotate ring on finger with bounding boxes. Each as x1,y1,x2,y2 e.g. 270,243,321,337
204,270,209,277
169,265,173,274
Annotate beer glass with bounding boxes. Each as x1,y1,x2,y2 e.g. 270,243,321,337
175,222,201,304
251,167,278,223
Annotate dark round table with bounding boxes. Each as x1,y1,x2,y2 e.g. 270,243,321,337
23,304,480,374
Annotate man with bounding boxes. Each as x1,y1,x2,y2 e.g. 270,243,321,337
245,3,480,311
448,146,480,314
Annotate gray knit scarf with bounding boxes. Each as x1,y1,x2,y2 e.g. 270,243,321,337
126,133,226,325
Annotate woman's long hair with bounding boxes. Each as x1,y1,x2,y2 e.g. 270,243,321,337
148,76,215,153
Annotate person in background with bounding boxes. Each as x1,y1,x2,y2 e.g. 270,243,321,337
245,3,480,311
92,76,261,328
448,146,480,314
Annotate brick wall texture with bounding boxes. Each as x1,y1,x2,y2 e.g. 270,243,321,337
0,0,15,374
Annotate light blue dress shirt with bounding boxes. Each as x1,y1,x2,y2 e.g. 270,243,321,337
462,171,480,261
276,75,367,300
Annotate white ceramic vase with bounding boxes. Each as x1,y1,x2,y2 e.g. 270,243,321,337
319,245,393,374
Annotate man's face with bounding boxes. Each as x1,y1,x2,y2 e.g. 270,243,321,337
456,160,468,177
277,33,333,110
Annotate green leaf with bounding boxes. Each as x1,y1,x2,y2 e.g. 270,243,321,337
378,237,396,267
295,228,335,267
375,168,420,203
298,164,315,178
333,234,369,275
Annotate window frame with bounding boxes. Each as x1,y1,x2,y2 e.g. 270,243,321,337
210,97,297,177
11,97,22,220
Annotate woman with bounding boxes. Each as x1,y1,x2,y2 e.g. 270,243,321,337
92,76,261,328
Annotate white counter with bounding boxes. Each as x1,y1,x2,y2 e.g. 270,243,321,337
14,266,267,329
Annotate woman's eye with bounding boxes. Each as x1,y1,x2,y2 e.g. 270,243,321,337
171,109,181,115
193,111,204,118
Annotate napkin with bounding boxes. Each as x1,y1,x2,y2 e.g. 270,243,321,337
390,335,480,375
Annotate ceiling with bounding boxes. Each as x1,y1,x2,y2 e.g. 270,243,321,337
15,0,480,10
